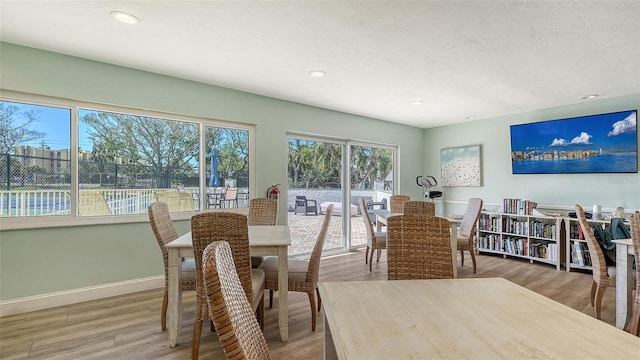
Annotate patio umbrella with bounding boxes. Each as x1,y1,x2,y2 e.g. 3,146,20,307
209,147,220,188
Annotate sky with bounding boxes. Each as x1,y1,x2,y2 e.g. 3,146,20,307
510,110,637,152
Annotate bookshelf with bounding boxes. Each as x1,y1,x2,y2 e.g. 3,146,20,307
564,217,610,272
477,211,563,270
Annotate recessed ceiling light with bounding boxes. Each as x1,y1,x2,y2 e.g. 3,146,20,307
308,70,326,77
580,94,599,100
110,11,140,25
410,100,424,105
466,116,476,120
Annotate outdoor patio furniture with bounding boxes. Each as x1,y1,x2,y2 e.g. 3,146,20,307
295,195,317,215
223,187,239,208
77,191,112,216
321,201,357,216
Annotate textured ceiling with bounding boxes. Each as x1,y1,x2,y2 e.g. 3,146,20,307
1,1,639,128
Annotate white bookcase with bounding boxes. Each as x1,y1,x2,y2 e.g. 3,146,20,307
477,212,563,270
564,217,611,272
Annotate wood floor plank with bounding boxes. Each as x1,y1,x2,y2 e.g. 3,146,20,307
0,250,627,359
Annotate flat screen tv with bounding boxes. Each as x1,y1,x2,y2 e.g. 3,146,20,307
510,109,637,174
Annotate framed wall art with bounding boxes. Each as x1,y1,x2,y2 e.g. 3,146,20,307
441,145,481,187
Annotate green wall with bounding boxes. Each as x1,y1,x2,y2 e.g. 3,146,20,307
0,42,424,301
424,95,640,216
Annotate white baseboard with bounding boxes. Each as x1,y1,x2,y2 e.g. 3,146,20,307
0,276,164,317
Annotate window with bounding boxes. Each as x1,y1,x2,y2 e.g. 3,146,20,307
0,94,253,222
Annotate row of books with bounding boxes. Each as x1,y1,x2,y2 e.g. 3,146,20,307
570,241,593,267
478,214,500,232
502,217,528,235
530,221,557,240
503,198,537,215
477,235,559,261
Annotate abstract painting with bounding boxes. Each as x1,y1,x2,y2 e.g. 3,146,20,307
441,145,481,187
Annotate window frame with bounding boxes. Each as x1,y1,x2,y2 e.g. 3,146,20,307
0,90,255,230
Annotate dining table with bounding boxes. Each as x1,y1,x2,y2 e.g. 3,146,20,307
613,238,635,330
375,211,460,278
165,225,291,346
318,278,640,359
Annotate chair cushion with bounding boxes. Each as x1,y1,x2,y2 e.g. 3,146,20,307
258,256,309,282
457,234,470,246
181,258,196,281
606,266,616,278
250,269,265,307
373,232,387,245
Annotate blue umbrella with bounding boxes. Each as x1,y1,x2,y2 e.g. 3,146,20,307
209,148,220,188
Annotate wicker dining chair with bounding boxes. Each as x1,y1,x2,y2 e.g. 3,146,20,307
457,198,483,274
403,200,435,216
148,202,196,331
389,194,410,213
359,197,387,271
629,212,640,336
248,198,278,268
202,241,271,360
575,204,616,320
387,214,454,280
191,212,265,360
258,204,333,331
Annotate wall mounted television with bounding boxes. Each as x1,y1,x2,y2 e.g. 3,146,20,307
510,109,637,174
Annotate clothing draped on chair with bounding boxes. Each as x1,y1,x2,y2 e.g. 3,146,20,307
358,197,387,271
457,198,483,274
389,194,410,213
387,214,454,280
148,202,196,331
258,204,333,331
575,204,616,320
202,241,271,360
190,212,265,360
629,212,640,336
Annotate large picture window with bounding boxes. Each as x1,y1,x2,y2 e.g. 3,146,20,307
0,95,253,221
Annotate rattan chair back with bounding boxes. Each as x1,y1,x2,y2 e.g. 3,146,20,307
203,241,271,360
390,194,410,213
629,212,640,336
387,214,454,280
248,198,278,226
575,204,616,319
403,200,435,216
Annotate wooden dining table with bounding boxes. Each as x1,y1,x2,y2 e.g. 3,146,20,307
613,238,635,330
319,278,640,359
164,225,291,346
375,211,460,278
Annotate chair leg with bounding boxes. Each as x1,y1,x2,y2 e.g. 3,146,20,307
593,285,606,319
369,249,375,272
161,290,168,331
590,281,597,307
460,249,465,266
192,320,203,360
308,291,317,331
316,287,322,311
631,304,640,336
258,295,265,331
365,246,369,264
376,249,381,262
269,289,273,308
470,249,477,274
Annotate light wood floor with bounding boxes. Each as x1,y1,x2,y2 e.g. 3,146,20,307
0,251,624,359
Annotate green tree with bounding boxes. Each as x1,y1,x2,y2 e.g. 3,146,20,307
0,102,45,154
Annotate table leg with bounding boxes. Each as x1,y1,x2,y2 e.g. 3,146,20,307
167,248,183,347
324,310,337,360
278,245,289,341
615,243,632,329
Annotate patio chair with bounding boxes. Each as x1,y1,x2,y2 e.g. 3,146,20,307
628,212,639,336
387,214,454,280
389,194,410,213
294,195,317,215
147,202,196,331
202,241,271,359
154,191,182,212
258,204,333,331
457,198,483,274
359,197,387,271
222,187,239,208
191,212,265,360
575,204,616,320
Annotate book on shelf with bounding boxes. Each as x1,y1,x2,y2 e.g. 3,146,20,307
502,198,538,215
